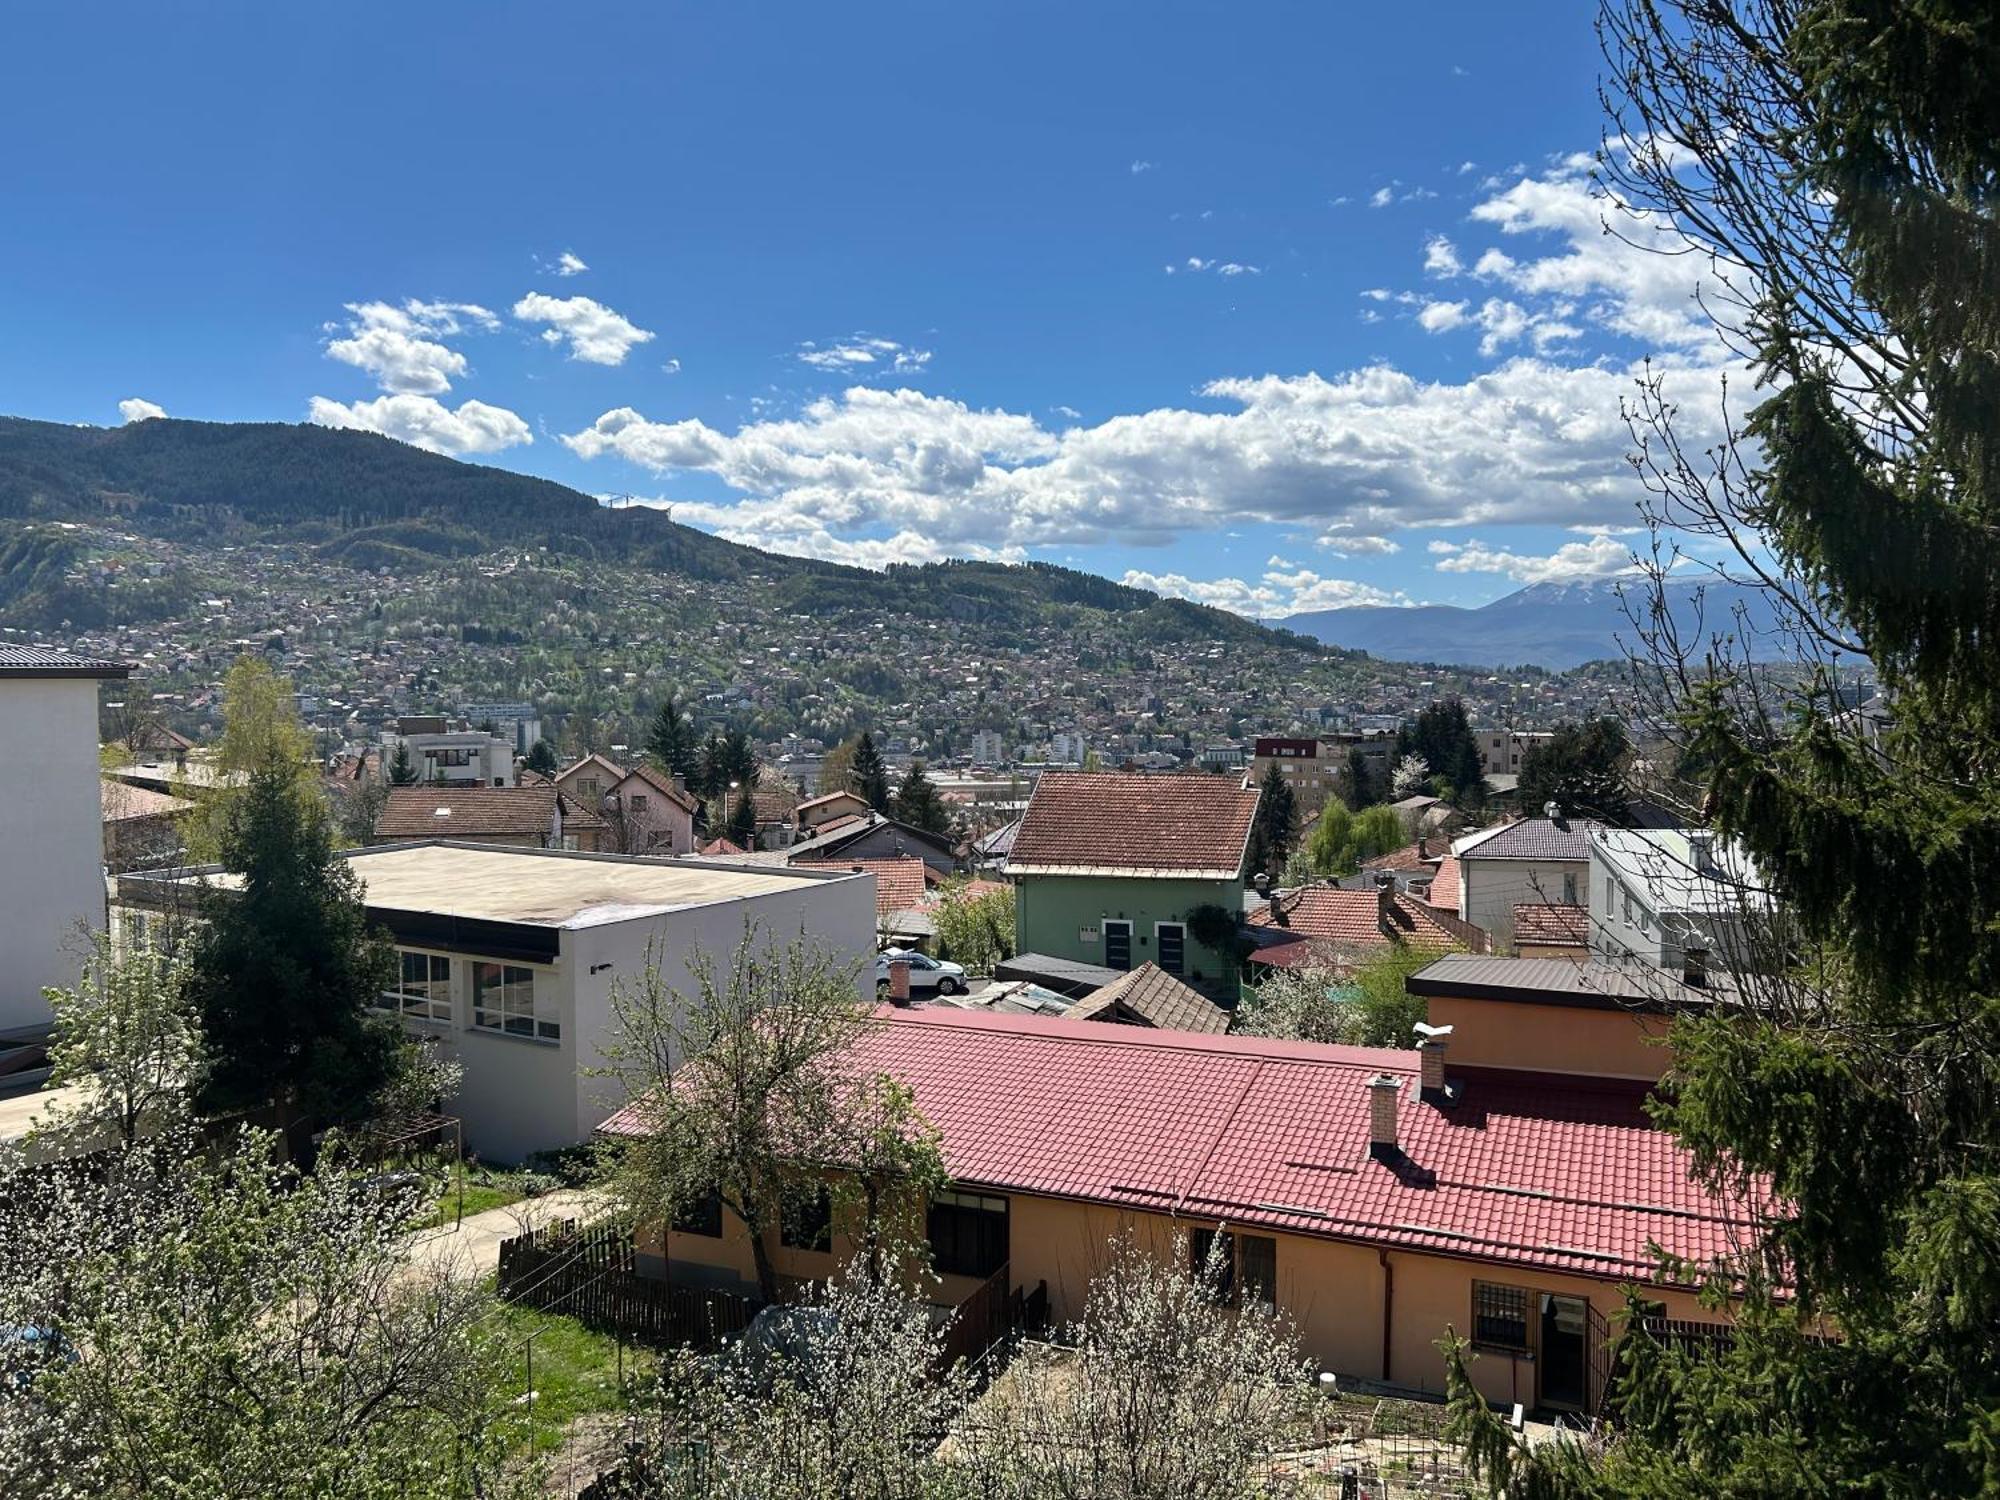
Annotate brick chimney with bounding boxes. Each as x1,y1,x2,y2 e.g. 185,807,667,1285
1375,872,1398,937
1416,835,1427,860
1367,1073,1401,1160
1413,1021,1454,1102
888,958,912,1005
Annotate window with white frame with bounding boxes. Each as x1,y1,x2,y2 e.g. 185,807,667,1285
380,951,452,1022
472,962,558,1041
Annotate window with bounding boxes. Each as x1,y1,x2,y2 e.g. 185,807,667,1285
472,962,558,1041
1473,1281,1532,1352
927,1190,1008,1278
1191,1228,1277,1310
380,951,452,1022
629,793,649,812
672,1190,723,1238
1156,922,1187,976
1103,920,1132,970
577,777,599,800
780,1185,832,1252
1562,873,1578,905
1622,889,1634,928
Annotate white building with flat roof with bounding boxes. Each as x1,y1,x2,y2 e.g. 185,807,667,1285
117,842,876,1162
0,645,130,1034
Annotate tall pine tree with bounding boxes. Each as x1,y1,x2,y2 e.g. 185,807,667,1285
892,760,951,835
849,731,892,813
1446,4,2000,1492
644,689,699,784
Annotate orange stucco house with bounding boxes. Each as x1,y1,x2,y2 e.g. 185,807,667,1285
604,955,1755,1414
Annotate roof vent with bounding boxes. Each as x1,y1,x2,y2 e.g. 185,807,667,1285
433,807,451,817
1413,1021,1459,1106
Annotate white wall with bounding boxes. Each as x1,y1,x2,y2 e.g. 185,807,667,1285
0,678,108,1030
1460,858,1587,950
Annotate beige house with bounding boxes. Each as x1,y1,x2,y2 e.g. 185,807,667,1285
375,783,606,851
553,752,628,813
603,765,700,856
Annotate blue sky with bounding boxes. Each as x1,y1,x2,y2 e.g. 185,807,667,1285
1,2,1731,614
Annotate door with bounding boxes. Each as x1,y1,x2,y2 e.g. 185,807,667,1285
1156,922,1187,975
1103,920,1132,970
1539,1294,1589,1409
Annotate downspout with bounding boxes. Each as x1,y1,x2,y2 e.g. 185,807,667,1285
1378,1249,1394,1384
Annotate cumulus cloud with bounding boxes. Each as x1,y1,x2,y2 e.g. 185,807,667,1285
1424,236,1462,276
1430,530,1637,583
511,293,655,365
1418,300,1469,332
323,299,498,395
796,336,932,374
118,397,166,423
1122,566,1402,618
1369,187,1395,209
556,251,587,276
557,353,1716,563
307,394,532,456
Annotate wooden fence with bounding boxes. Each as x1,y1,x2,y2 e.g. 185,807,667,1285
496,1221,757,1346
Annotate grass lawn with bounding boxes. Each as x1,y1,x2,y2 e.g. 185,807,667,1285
483,1297,657,1456
417,1165,533,1229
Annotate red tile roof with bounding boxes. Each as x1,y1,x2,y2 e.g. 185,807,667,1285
615,764,700,815
796,855,932,916
696,836,748,856
1008,771,1259,879
1512,903,1590,948
604,1009,1763,1283
1248,885,1463,948
1424,855,1461,916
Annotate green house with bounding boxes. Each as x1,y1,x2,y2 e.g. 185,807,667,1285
1007,770,1261,992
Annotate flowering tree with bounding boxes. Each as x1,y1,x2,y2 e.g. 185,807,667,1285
36,930,199,1149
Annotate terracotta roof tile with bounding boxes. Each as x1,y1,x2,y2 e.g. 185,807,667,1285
377,783,568,839
1009,771,1259,878
795,855,931,916
1070,962,1230,1034
615,764,700,814
1512,902,1590,947
1424,855,1461,916
604,1010,1765,1283
1248,885,1461,948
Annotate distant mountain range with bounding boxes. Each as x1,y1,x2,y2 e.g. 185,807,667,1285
0,415,1326,653
1281,578,1792,671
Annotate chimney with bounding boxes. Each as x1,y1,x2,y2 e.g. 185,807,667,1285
1375,872,1397,936
1688,830,1716,876
1682,947,1708,989
1367,1074,1402,1161
888,958,912,1005
1413,1022,1455,1103
1416,835,1427,860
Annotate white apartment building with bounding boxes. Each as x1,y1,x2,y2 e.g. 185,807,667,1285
1588,827,1773,976
118,843,875,1162
969,730,1007,767
384,719,515,787
0,645,130,1032
1047,731,1088,767
1449,814,1598,950
1474,728,1556,777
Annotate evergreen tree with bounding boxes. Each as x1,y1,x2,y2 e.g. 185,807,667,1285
849,731,892,813
188,767,400,1133
522,738,558,775
1244,761,1298,881
1344,745,1384,809
1398,699,1486,805
892,760,951,835
387,740,417,785
1517,718,1629,821
727,785,758,848
1445,4,2000,1492
644,690,699,782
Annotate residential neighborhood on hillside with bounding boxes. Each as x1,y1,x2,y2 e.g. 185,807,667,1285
0,3,1986,1494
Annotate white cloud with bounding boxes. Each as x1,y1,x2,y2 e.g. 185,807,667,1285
1123,566,1402,618
1456,160,1478,175
1369,187,1395,209
118,397,166,423
1424,236,1462,276
1430,530,1637,583
1217,262,1261,277
1052,404,1082,420
307,394,532,456
1417,300,1469,332
555,251,587,276
662,358,682,374
796,336,932,374
322,299,497,395
1178,258,1261,277
511,293,655,365
1131,160,1155,174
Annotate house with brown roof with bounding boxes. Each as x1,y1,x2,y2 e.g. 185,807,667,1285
1448,814,1600,949
374,782,606,852
600,765,699,856
1511,902,1590,959
1244,880,1488,973
1067,961,1230,1034
1008,771,1260,991
552,752,627,813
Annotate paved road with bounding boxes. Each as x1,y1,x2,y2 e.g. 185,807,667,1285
402,1187,610,1282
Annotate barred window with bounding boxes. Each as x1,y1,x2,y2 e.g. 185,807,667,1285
1473,1281,1531,1351
927,1190,1008,1278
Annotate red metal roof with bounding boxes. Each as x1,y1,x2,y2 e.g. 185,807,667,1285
1009,771,1259,878
607,1009,1761,1284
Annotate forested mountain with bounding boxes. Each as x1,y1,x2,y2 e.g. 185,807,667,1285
0,416,1314,652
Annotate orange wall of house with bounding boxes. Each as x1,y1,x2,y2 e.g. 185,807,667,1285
645,1187,1721,1405
1428,995,1674,1081
1384,1250,1711,1407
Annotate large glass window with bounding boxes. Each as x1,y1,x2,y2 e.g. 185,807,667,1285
472,962,557,1041
927,1189,1008,1278
380,951,452,1022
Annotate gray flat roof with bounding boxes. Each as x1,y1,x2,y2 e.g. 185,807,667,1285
137,841,858,930
1406,953,1733,1012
